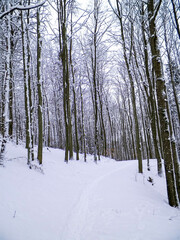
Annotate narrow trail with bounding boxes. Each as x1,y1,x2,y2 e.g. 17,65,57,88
61,162,132,240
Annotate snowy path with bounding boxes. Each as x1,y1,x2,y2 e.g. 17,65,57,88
61,160,180,240
61,163,131,240
0,143,180,240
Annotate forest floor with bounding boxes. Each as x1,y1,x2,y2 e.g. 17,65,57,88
0,142,180,240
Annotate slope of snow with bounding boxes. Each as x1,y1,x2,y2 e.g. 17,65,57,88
0,142,180,240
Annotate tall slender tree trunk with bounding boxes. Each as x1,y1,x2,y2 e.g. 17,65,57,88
70,7,79,160
21,5,33,165
44,90,51,147
80,83,86,162
166,94,180,201
127,93,136,160
27,0,34,160
37,2,43,164
9,14,14,139
105,96,115,159
140,3,162,175
58,0,73,162
92,0,99,162
116,1,142,173
97,85,107,157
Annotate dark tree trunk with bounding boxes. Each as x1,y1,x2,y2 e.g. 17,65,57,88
8,18,14,138
70,8,79,160
140,3,162,175
80,84,86,162
58,0,73,162
27,1,34,160
37,3,43,164
91,0,100,162
21,8,33,165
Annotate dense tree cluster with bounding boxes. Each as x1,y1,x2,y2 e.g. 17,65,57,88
0,0,179,207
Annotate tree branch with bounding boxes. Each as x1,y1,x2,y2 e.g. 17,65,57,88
171,0,180,39
0,0,46,19
152,0,162,21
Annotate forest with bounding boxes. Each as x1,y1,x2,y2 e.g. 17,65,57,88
0,0,180,211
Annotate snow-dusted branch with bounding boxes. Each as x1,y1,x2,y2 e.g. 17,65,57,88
0,0,46,19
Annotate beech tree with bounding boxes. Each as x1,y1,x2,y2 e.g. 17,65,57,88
57,0,73,162
69,0,80,161
37,0,43,164
139,2,162,175
21,0,34,164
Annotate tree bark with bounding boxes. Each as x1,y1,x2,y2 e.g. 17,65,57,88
37,2,43,164
140,3,162,175
80,83,86,162
58,0,73,162
20,5,33,165
70,7,79,160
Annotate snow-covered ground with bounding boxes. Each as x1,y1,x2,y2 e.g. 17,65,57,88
0,142,180,240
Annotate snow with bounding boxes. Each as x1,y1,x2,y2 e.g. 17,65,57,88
0,142,180,240
0,1,46,19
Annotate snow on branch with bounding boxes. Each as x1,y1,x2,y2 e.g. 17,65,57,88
0,0,46,19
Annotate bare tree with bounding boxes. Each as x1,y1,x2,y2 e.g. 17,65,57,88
37,0,43,164
57,0,73,162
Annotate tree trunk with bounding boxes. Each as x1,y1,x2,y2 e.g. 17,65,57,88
58,0,73,162
91,0,100,162
70,8,79,160
140,2,162,175
148,0,178,207
80,83,86,162
166,94,180,201
116,1,142,172
37,2,43,164
27,0,34,160
9,16,14,138
21,5,33,165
